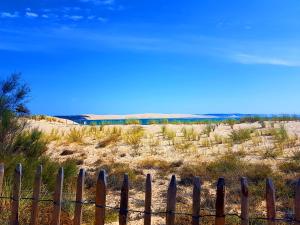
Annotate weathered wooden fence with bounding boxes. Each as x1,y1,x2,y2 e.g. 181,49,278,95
0,162,300,225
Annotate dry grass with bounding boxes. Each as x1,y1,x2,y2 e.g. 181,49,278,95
65,128,85,144
23,119,300,224
181,127,200,141
229,128,253,144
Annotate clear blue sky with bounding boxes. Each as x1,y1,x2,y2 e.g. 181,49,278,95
1,0,300,115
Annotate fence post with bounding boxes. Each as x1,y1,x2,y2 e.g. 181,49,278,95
119,174,129,225
266,178,276,225
192,176,201,225
0,163,4,197
295,179,300,224
74,169,85,225
51,167,64,225
240,177,249,225
144,174,152,225
30,165,42,225
166,175,177,225
10,163,22,225
215,177,225,225
95,170,107,225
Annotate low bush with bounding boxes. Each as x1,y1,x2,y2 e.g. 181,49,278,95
261,145,283,159
66,128,85,144
13,129,47,158
206,153,244,179
43,128,61,142
178,163,207,185
229,128,252,144
101,162,143,190
202,124,214,136
279,161,300,174
245,163,273,183
138,158,173,172
181,127,199,141
161,126,176,143
122,126,144,151
124,119,140,125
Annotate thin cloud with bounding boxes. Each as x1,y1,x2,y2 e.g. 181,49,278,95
97,17,107,22
2,25,300,69
1,12,19,18
80,0,115,5
26,12,39,18
64,15,84,21
232,53,300,67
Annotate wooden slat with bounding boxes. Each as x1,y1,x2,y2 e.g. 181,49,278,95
95,170,107,225
51,167,64,225
215,177,225,225
266,178,276,225
10,163,22,225
73,169,85,225
119,174,129,225
295,178,300,223
30,165,42,225
144,174,152,225
192,176,201,225
0,163,4,196
166,175,177,225
240,177,249,225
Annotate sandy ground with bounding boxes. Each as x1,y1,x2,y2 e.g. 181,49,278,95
26,118,300,224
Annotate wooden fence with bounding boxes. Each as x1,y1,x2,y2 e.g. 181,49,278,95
1,162,300,225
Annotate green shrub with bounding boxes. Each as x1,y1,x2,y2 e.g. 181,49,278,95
207,153,244,178
245,163,273,183
229,129,252,144
13,129,47,158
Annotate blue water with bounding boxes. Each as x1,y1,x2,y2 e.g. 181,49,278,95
56,114,300,125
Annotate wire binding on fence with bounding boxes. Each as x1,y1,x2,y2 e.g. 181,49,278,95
0,195,298,223
1,164,300,225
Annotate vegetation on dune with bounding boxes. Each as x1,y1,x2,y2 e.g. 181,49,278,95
122,126,144,155
240,115,300,123
0,73,77,196
2,74,300,224
181,127,200,141
66,127,85,144
30,114,62,123
229,128,253,144
124,119,140,125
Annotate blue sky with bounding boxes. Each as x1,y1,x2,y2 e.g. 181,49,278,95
0,0,300,115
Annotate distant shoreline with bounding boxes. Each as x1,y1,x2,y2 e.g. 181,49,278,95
82,113,217,120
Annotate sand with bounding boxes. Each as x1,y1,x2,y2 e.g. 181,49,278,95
25,118,300,225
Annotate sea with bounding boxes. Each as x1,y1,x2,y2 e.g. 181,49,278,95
56,114,300,125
